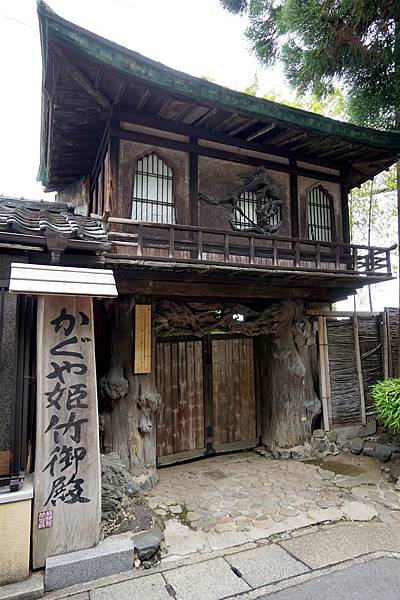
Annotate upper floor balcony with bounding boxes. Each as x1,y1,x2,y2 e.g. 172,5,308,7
94,215,394,299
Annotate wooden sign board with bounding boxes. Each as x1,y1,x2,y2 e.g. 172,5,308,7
134,304,152,374
32,296,101,568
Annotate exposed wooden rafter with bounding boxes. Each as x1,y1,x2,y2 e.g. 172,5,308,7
136,88,151,112
113,81,127,107
228,119,257,137
246,122,278,141
51,43,111,112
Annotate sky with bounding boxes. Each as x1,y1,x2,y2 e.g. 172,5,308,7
0,0,397,309
0,0,286,201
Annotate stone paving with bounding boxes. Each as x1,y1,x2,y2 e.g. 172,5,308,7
43,522,400,600
146,451,400,560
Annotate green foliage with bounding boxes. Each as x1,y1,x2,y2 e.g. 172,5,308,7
220,0,248,14
371,379,400,432
221,0,400,129
242,74,259,96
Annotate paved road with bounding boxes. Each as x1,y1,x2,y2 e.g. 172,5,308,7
258,558,400,600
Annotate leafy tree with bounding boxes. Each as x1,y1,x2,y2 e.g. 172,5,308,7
226,1,400,317
221,1,400,130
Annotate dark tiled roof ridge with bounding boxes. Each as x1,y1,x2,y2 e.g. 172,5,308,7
0,196,107,242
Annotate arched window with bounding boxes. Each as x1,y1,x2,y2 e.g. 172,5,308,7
132,153,175,223
307,185,335,242
232,191,282,231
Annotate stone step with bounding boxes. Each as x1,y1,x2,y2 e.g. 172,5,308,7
44,538,135,592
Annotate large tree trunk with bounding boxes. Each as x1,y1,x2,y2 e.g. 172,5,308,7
262,301,321,449
99,297,161,488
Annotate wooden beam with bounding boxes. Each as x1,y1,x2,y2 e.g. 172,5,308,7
136,88,151,112
353,314,367,425
189,137,199,226
51,43,111,111
289,159,299,238
228,119,257,137
109,135,120,217
113,81,127,107
112,126,342,184
306,309,381,317
318,316,331,431
340,172,351,243
191,108,217,127
246,122,278,141
116,278,332,300
172,102,196,122
156,96,174,119
117,109,344,171
215,112,239,132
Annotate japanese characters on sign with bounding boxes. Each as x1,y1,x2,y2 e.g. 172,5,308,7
33,296,100,569
42,307,92,509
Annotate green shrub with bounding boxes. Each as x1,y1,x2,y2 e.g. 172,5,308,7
371,378,400,432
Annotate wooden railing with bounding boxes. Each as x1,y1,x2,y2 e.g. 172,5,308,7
93,215,395,277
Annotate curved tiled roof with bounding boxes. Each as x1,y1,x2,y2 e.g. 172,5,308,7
0,197,107,242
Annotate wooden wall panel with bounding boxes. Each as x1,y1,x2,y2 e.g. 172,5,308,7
326,320,361,428
156,340,204,458
212,338,256,446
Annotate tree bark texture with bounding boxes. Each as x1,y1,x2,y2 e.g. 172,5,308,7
261,300,321,449
99,297,161,484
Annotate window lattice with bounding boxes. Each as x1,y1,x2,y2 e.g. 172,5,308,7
307,185,334,242
132,154,175,223
232,191,282,231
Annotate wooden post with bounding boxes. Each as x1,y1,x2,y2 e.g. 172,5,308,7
382,310,390,380
289,160,299,238
385,307,393,377
322,317,332,427
340,173,350,243
318,316,330,431
32,296,101,568
352,314,367,425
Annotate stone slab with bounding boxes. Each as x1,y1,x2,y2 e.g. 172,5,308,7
44,538,135,591
132,525,162,560
64,594,89,600
341,501,377,521
0,573,43,600
335,422,376,440
280,523,400,569
90,574,169,600
226,544,309,588
258,557,400,600
164,557,250,600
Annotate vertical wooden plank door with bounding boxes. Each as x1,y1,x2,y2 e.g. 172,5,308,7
212,337,257,452
156,339,205,465
155,336,257,464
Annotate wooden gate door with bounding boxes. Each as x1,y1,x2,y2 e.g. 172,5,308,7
156,335,257,464
211,336,257,452
155,338,206,465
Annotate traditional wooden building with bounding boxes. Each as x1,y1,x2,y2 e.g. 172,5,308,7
0,0,400,581
32,1,400,480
